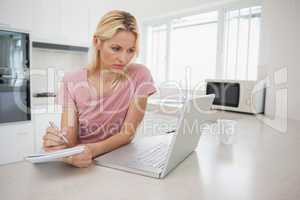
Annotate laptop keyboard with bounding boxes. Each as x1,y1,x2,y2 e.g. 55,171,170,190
130,142,169,169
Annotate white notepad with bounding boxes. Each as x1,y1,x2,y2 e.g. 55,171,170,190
25,146,85,163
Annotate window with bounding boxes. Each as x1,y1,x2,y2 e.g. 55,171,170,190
169,12,218,88
146,24,167,85
144,3,262,88
222,6,262,80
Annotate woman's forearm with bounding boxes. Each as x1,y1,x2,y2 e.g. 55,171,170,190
87,131,133,158
64,127,79,147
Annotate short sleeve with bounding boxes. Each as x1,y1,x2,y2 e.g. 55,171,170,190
55,74,77,111
133,66,157,98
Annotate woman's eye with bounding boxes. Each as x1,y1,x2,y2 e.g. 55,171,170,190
111,47,121,52
128,49,135,53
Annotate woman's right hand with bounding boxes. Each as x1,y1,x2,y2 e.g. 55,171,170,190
43,126,67,152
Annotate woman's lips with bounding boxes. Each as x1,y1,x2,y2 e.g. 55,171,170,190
111,64,125,70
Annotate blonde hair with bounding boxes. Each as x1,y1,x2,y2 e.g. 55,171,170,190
87,10,139,88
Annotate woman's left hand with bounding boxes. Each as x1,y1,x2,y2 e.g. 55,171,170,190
63,145,93,168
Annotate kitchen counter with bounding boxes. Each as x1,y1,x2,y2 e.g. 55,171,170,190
1,115,300,200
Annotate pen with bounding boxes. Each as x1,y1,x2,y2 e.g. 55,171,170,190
49,121,69,145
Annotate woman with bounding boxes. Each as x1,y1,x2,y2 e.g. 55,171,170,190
43,10,157,168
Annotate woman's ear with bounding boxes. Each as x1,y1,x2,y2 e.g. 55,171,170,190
93,35,101,49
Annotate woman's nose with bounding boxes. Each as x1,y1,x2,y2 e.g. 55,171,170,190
117,52,128,63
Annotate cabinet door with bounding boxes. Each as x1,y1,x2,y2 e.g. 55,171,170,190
0,0,33,30
61,0,90,46
0,123,34,165
31,0,62,42
33,113,61,153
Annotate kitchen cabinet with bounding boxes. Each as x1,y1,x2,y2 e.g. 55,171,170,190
0,122,34,165
0,109,61,164
31,0,62,43
1,0,91,47
61,0,90,46
31,0,90,46
0,0,33,30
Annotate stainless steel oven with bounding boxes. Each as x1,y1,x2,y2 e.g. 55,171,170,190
0,29,31,124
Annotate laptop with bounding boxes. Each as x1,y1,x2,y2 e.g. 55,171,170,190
95,94,215,178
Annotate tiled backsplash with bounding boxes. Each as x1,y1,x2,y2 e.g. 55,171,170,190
30,48,88,106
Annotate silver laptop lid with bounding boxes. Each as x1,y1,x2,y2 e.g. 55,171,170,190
161,94,215,177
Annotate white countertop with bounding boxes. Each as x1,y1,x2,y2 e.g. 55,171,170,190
1,114,300,200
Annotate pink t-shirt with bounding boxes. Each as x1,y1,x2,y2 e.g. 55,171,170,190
55,63,157,144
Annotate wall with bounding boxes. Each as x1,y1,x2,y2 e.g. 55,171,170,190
258,0,300,121
31,48,87,106
89,0,233,20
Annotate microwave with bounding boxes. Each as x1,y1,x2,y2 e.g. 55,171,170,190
205,79,265,114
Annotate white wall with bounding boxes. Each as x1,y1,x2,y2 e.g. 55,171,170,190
31,48,87,106
258,0,300,120
90,0,231,19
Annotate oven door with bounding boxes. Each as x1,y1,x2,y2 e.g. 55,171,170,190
0,29,31,124
0,77,31,124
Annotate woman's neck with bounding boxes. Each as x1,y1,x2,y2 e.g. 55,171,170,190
88,67,116,82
